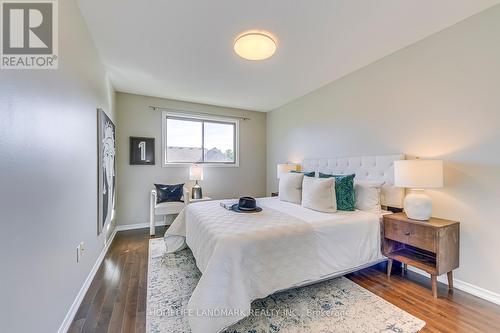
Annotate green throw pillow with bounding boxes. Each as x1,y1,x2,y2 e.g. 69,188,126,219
291,170,315,177
319,172,356,211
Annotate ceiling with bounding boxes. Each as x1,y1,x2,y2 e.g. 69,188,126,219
77,0,500,111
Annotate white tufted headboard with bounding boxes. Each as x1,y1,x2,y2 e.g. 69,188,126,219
301,154,405,208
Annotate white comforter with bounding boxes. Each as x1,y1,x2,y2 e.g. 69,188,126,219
164,197,384,333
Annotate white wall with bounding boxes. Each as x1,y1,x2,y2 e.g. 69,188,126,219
0,1,115,332
116,92,267,226
267,5,500,295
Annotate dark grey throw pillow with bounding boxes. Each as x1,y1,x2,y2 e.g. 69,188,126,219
154,183,184,203
291,170,315,177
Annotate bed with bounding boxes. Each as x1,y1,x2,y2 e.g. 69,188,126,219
164,154,405,333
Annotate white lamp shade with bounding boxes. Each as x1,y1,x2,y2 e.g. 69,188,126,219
394,160,443,189
277,163,299,179
189,165,204,181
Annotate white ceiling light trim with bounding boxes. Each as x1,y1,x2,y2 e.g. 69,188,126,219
234,30,277,61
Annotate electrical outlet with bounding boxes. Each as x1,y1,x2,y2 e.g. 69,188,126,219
76,242,86,263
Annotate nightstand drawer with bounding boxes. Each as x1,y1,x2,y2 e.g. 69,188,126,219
385,219,436,252
409,224,436,252
385,219,411,243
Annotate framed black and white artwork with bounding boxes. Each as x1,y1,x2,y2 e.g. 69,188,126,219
98,109,116,235
130,137,155,165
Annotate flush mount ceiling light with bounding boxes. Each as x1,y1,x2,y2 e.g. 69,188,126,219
234,30,277,61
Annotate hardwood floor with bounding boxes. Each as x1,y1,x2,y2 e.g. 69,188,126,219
68,227,166,333
69,227,500,333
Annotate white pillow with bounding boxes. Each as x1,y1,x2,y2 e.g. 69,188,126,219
355,180,385,213
279,173,304,204
301,176,337,213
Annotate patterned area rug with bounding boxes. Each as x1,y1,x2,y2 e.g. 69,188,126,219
147,238,425,333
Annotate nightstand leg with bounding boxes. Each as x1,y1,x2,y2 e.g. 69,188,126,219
387,259,393,277
403,263,408,271
431,275,438,298
447,271,454,290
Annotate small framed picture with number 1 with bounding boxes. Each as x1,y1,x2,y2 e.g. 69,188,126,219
130,137,155,165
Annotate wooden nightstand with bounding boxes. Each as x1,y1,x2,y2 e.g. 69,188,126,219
383,213,460,298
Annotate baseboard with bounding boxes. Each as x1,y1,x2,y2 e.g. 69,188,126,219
57,227,118,333
115,221,169,232
407,266,500,305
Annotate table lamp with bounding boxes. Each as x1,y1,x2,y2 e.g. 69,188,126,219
277,163,299,179
189,165,204,199
394,159,443,221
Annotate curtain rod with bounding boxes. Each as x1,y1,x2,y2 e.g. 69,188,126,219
148,106,250,121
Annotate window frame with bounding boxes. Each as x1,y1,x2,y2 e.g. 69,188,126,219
161,110,239,167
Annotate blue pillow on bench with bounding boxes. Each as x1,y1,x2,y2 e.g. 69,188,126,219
154,183,184,203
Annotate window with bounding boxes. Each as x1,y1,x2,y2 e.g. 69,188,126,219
162,111,239,166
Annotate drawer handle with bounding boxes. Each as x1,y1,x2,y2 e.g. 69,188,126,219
404,232,411,236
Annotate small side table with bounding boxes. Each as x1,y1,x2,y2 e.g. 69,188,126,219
189,197,212,203
383,213,460,298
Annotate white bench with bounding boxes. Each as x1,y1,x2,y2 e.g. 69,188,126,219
149,187,189,236
149,187,212,236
